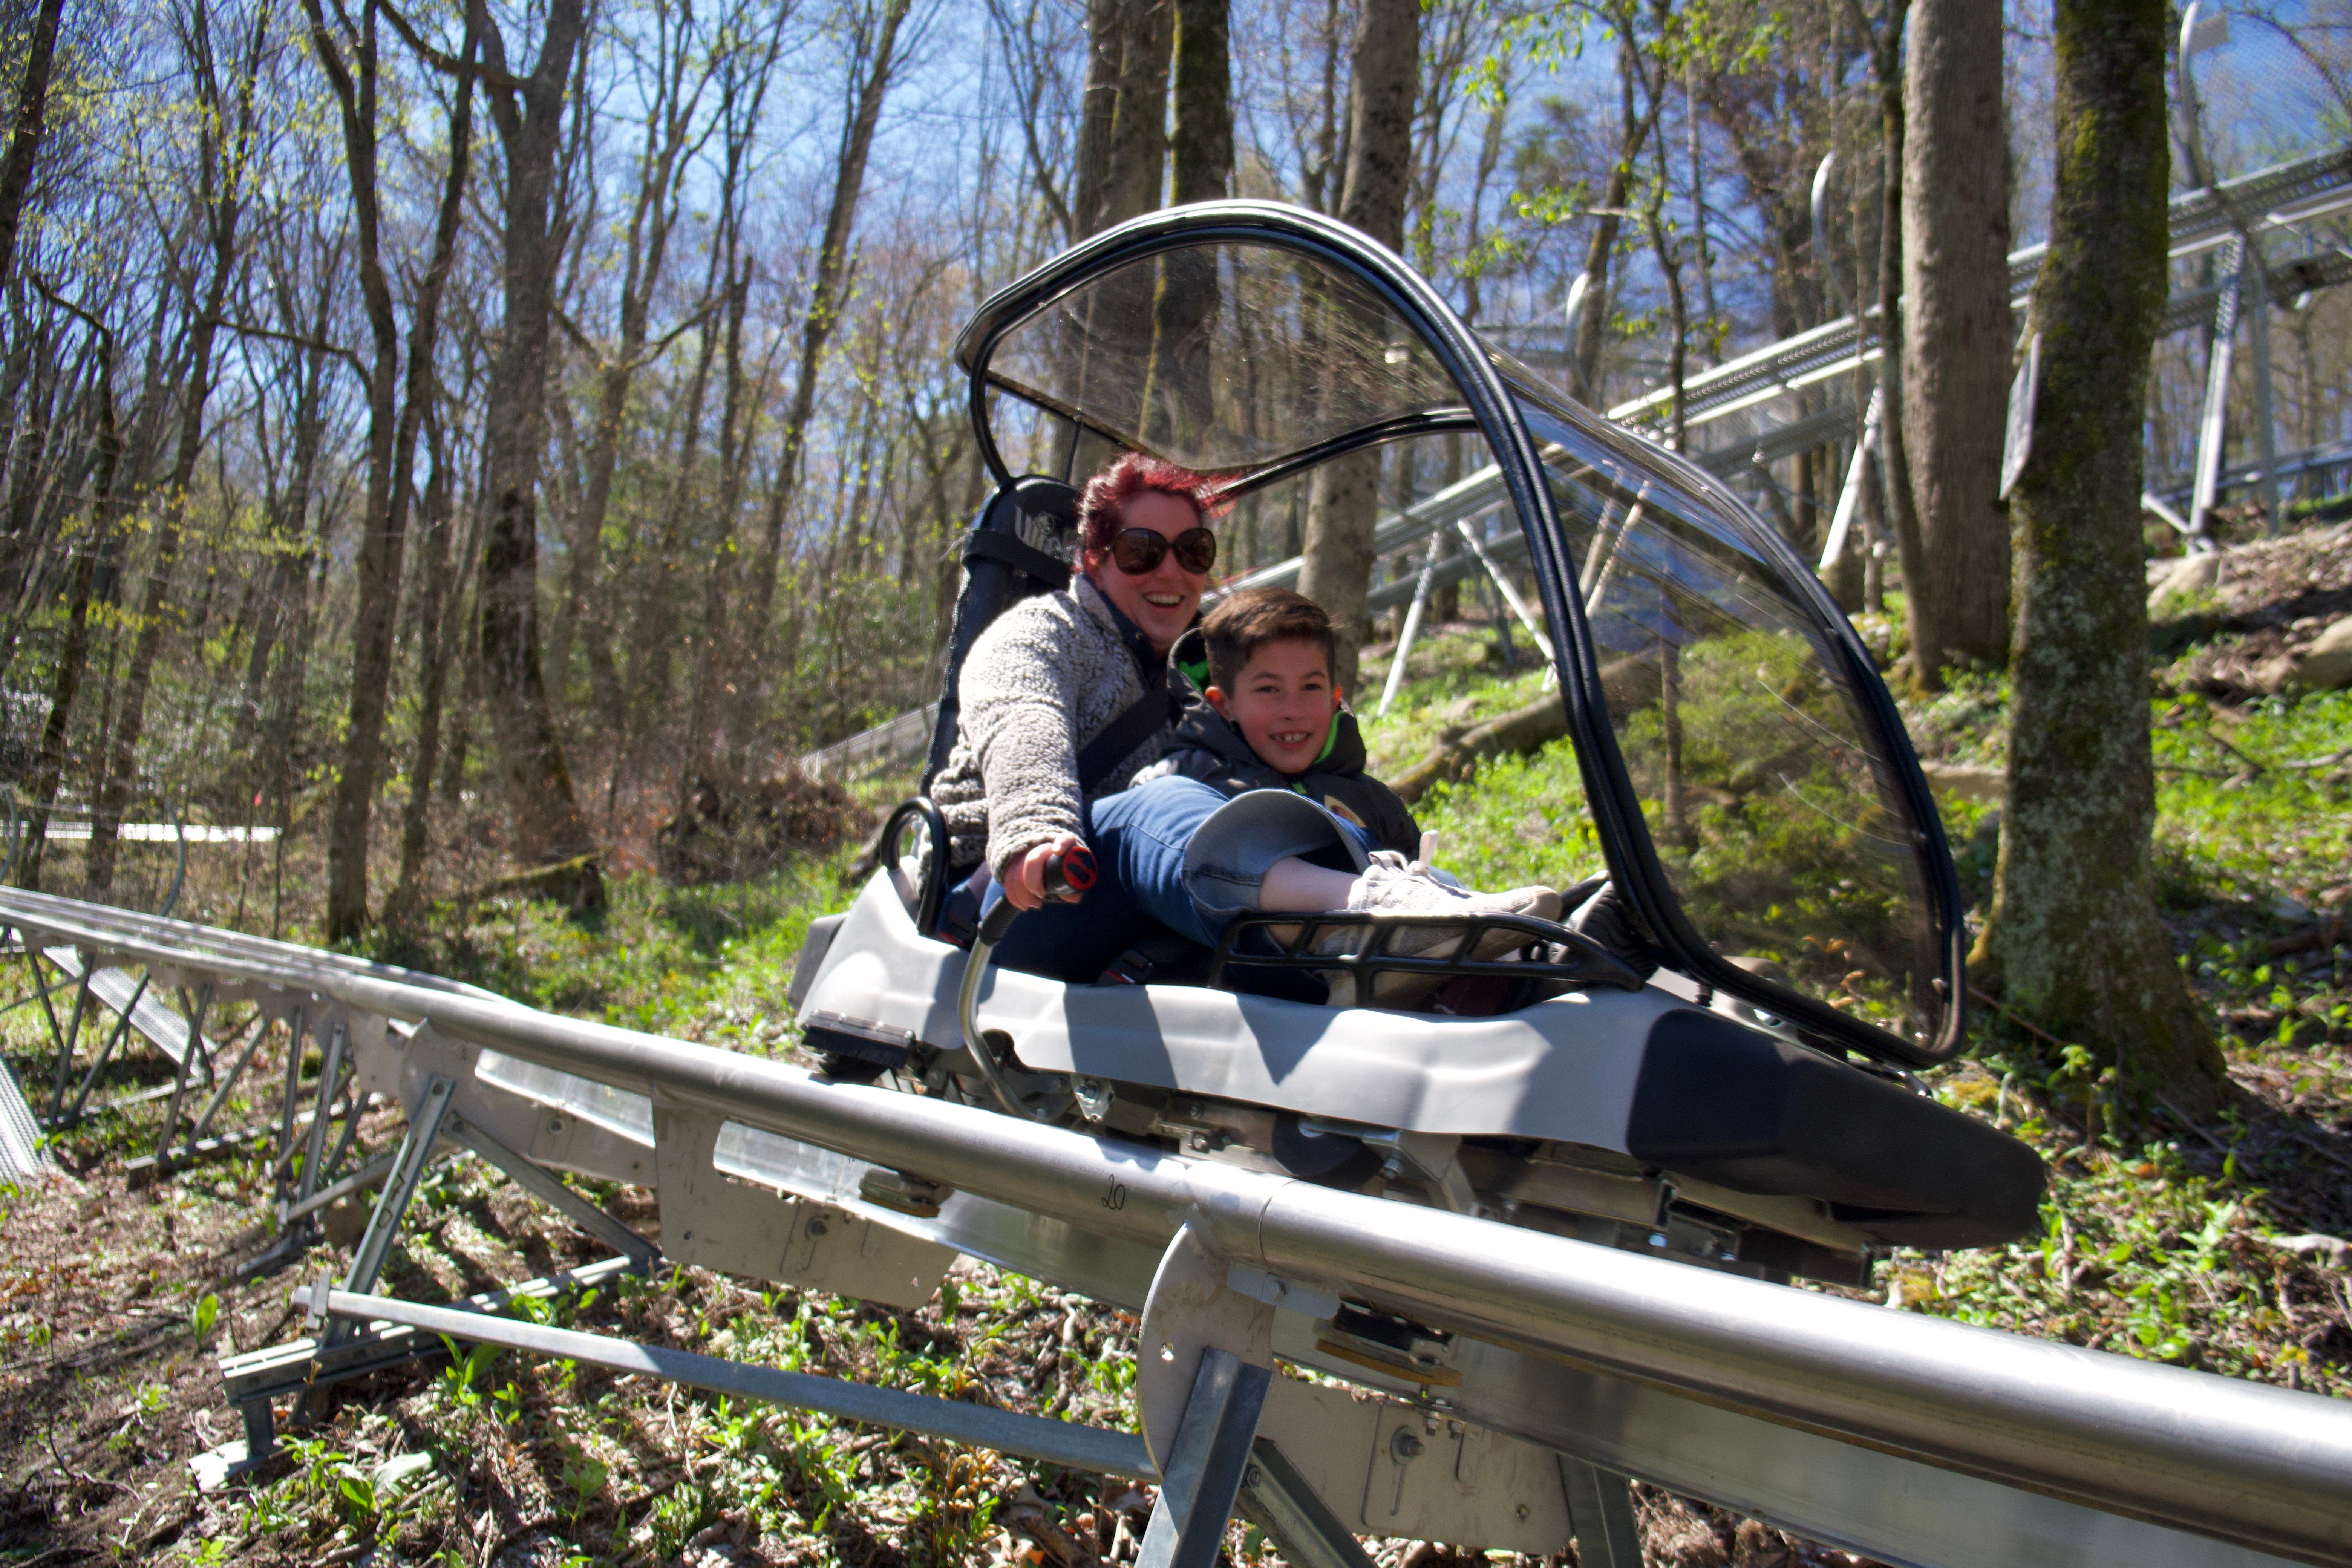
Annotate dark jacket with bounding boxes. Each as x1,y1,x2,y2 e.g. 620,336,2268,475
1137,681,1422,859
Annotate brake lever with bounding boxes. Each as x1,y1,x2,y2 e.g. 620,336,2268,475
960,844,1097,1123
974,844,1099,947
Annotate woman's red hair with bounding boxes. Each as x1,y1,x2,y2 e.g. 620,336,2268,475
1076,452,1222,557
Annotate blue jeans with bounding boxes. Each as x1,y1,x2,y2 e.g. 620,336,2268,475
983,777,1373,982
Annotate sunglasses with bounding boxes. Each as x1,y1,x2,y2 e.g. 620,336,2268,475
1110,526,1217,576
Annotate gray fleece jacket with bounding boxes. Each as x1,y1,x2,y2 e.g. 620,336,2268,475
931,573,1175,876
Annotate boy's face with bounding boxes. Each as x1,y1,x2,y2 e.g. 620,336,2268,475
1207,636,1338,774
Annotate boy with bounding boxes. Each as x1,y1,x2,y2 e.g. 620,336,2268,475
1142,586,1421,856
1137,586,1559,1004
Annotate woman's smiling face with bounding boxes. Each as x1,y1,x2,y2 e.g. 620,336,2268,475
1083,490,1209,655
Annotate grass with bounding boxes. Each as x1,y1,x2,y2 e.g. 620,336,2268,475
369,850,858,1049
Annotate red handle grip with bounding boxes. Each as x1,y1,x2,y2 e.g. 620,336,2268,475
1042,845,1098,902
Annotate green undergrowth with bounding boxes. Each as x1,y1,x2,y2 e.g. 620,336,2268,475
1358,627,1555,776
364,848,859,1051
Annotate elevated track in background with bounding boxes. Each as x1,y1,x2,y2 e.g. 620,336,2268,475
804,145,2352,782
2,885,2349,1568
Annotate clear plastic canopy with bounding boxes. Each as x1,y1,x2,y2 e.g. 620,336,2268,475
1497,368,1946,1047
974,241,1465,476
965,228,1955,1058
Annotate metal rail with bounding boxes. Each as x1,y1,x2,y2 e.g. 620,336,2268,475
2,886,2347,1568
1607,144,2352,430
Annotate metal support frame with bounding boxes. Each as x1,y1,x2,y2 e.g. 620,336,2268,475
61,975,148,1125
1817,386,1883,576
1377,530,1446,718
11,890,2351,1568
155,982,215,1159
289,1018,349,1215
43,958,94,1123
1562,1457,1642,1568
295,1280,1154,1477
2192,233,2246,542
341,1073,456,1298
205,1254,643,1487
280,1149,399,1225
1235,1439,1379,1568
270,1006,311,1196
1455,515,1555,680
2245,241,2283,533
442,1111,660,1271
1138,1348,1274,1568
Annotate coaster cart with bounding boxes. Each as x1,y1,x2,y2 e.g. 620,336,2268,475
790,201,2040,1351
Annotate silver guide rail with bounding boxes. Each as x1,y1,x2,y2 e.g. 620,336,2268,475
2,885,2347,1568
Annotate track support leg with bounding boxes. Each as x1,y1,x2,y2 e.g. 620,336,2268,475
444,1112,660,1271
1137,1346,1272,1568
1236,1438,1378,1568
1562,1455,1641,1568
341,1073,457,1298
154,982,214,1160
292,1073,457,1425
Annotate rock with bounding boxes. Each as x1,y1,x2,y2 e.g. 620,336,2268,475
2255,614,2352,695
2298,615,2352,691
2146,550,2222,616
1921,761,2005,804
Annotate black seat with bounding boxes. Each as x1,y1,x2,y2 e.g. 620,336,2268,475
921,475,1082,792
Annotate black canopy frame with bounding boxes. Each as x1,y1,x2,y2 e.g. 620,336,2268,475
952,202,1968,1070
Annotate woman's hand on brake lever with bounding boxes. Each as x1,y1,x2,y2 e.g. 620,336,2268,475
1006,833,1086,911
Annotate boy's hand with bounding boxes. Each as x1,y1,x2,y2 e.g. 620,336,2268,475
1006,833,1087,911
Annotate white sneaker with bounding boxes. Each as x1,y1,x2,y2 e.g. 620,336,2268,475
1315,853,1562,1006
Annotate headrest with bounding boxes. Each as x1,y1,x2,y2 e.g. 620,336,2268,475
1007,474,1080,536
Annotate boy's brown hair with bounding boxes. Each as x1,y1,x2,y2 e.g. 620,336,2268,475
1201,587,1336,693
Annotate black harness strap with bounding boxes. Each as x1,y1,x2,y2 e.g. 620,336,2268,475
962,527,1072,590
1075,664,1178,793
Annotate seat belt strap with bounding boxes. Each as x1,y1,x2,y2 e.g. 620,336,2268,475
1075,668,1176,793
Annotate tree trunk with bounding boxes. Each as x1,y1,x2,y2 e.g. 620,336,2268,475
1901,0,2013,684
1978,0,2225,1113
19,299,119,890
1857,0,1926,657
1139,0,1228,450
1570,46,1663,403
1295,0,1418,698
316,0,478,939
1072,0,1172,234
0,0,66,289
547,0,724,702
475,0,603,912
1169,0,1230,204
385,416,460,925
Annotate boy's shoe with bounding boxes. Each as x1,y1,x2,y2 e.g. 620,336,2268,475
1315,853,1562,1007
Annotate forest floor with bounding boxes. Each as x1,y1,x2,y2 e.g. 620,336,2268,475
0,550,2347,1567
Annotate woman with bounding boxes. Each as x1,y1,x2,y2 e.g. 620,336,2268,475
929,452,1556,986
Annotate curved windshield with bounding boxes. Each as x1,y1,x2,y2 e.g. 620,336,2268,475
975,240,1463,475
1502,373,1948,1048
